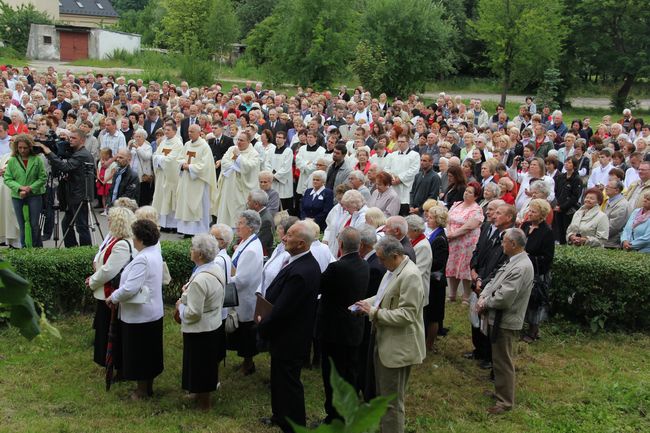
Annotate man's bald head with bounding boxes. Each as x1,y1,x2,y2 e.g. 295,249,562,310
115,148,131,167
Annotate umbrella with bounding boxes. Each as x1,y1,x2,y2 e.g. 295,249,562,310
105,304,118,391
22,204,32,248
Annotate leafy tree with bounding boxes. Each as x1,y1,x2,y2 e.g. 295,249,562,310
0,0,52,55
355,0,457,96
570,0,650,111
536,68,563,111
115,0,163,46
204,0,240,60
470,0,567,105
112,0,150,13
233,0,277,37
245,0,359,88
350,41,388,95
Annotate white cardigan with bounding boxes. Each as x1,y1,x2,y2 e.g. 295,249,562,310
89,237,133,300
111,245,164,324
231,236,264,322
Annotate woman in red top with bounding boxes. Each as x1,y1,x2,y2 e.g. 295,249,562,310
8,112,29,136
354,147,371,174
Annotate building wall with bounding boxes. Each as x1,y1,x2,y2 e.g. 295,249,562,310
4,0,59,19
58,14,119,28
26,24,60,60
89,29,140,60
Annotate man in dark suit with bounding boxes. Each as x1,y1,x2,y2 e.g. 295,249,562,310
180,104,200,143
107,148,140,207
468,202,515,368
207,121,234,179
247,189,275,256
50,89,72,117
257,222,321,433
143,108,163,143
357,225,387,401
409,154,441,215
385,216,416,263
315,227,369,423
261,109,288,141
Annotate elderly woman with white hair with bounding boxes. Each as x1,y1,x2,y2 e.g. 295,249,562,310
348,170,371,202
479,181,501,217
301,169,334,231
304,218,335,272
129,128,154,206
8,111,28,136
365,206,387,239
86,206,135,369
174,233,225,411
228,209,264,375
326,189,368,257
405,214,432,309
517,179,553,226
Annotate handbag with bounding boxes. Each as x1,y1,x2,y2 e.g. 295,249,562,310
220,255,239,308
162,261,172,285
528,257,550,309
224,309,239,334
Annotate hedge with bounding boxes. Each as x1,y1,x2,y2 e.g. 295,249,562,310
2,243,650,331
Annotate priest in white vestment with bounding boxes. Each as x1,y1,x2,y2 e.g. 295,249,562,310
215,133,260,227
384,135,420,215
152,123,184,229
295,131,325,195
268,131,294,210
175,124,219,235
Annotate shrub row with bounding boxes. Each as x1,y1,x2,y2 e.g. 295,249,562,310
2,243,649,330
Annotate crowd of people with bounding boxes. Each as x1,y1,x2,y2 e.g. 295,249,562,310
2,64,650,431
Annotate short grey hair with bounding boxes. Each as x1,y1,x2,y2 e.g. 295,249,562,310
259,170,273,181
239,209,261,233
133,128,148,139
249,188,269,207
484,182,501,197
405,214,425,233
279,216,299,234
358,224,377,247
312,170,327,182
529,180,551,197
609,178,624,193
338,227,360,254
191,233,219,262
375,235,404,258
211,223,234,246
294,221,315,244
341,189,366,211
386,215,408,237
504,228,527,248
348,170,366,183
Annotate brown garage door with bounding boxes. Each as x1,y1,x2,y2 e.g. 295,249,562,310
60,31,89,61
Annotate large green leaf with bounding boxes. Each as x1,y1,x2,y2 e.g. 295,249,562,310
10,295,40,340
330,359,361,422
347,395,394,433
0,263,31,304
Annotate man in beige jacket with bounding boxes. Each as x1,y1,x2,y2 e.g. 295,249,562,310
354,236,425,433
477,228,534,414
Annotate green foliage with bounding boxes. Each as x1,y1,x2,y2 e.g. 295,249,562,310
177,55,216,87
0,259,39,339
3,240,193,316
291,360,392,433
550,245,650,331
536,68,563,110
233,0,278,37
245,0,359,88
470,0,567,103
0,0,52,54
112,0,151,12
114,0,163,46
203,0,241,59
357,0,457,96
350,41,388,95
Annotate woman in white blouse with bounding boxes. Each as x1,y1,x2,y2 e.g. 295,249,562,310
508,156,555,211
106,219,164,400
86,206,135,369
210,223,235,366
326,189,368,258
129,129,154,206
175,234,225,411
229,210,264,376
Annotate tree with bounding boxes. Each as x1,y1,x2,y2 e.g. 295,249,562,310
0,0,52,55
233,0,277,37
204,0,240,61
353,0,457,96
570,0,650,111
115,0,163,46
245,0,359,88
470,0,567,105
112,0,150,13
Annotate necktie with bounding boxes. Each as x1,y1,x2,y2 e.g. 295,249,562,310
281,257,290,269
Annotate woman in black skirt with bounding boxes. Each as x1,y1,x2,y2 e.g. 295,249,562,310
107,219,164,400
86,206,135,370
425,205,449,352
174,234,225,410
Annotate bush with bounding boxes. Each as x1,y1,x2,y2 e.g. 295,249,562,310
550,245,650,331
2,240,194,316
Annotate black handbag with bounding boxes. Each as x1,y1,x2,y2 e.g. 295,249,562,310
528,257,549,309
219,256,239,308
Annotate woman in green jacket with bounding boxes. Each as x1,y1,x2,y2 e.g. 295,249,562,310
3,134,47,247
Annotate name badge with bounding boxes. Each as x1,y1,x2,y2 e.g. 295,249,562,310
317,195,323,200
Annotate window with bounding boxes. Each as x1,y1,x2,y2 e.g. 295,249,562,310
96,2,104,9
43,36,52,44
76,1,84,7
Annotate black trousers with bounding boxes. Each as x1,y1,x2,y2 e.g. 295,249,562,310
280,197,294,215
62,201,91,247
471,325,492,361
138,181,154,206
554,211,573,245
271,356,305,433
321,340,359,421
399,203,409,216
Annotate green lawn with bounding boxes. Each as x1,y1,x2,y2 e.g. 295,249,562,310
1,303,648,433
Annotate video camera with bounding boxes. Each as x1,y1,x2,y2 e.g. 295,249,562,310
33,131,71,157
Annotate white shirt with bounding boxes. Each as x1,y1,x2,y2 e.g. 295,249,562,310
588,162,613,188
310,240,335,272
214,249,232,320
257,243,289,297
373,271,394,308
231,236,264,322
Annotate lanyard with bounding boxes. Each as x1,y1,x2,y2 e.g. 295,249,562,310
232,234,258,268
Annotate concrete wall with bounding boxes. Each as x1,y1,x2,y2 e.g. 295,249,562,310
89,29,141,60
26,24,60,60
4,0,59,20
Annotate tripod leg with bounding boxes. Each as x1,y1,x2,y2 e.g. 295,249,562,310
59,203,84,249
87,201,104,245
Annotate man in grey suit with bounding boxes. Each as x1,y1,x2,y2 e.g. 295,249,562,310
247,189,275,256
477,228,533,415
603,179,628,248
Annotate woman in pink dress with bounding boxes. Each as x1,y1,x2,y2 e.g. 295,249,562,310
445,181,484,303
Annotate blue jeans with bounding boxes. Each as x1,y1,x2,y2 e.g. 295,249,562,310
12,195,44,248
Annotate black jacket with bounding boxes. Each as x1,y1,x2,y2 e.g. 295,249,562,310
46,147,94,205
258,252,321,360
365,251,387,298
521,221,555,275
470,221,510,282
410,169,441,210
107,166,140,206
180,117,199,144
428,230,448,289
555,172,583,214
315,253,369,346
207,134,234,178
143,118,163,143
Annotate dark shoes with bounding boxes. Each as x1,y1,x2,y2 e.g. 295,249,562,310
259,416,276,427
487,405,511,415
462,351,477,359
479,360,493,370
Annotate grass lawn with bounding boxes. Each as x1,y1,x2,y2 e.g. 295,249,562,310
1,303,648,433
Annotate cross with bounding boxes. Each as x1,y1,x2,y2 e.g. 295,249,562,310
162,148,172,156
186,151,197,164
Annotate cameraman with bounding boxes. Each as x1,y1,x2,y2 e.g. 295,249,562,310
34,129,95,247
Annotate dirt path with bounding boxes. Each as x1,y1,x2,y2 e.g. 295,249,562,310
30,61,649,110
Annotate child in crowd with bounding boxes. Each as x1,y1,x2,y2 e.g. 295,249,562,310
96,148,116,216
